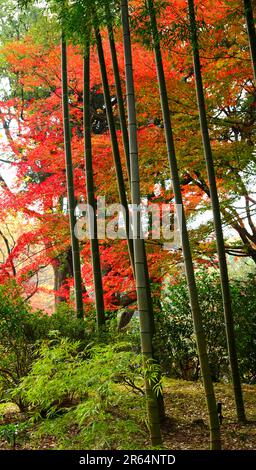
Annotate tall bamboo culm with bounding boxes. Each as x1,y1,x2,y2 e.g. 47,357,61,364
146,0,221,449
243,0,256,83
93,16,135,275
105,2,131,185
61,34,84,319
188,0,246,422
103,6,165,421
104,4,155,333
120,0,162,446
83,34,105,330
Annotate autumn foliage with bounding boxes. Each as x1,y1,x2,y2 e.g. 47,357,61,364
0,0,255,310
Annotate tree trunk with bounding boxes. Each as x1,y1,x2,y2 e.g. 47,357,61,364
61,34,84,319
147,0,221,449
83,34,105,330
53,248,73,306
188,0,246,423
121,0,162,446
244,0,256,83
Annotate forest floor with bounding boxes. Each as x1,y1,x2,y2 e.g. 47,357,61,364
0,379,255,450
160,379,256,450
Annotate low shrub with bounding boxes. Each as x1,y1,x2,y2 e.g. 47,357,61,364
13,338,147,449
0,282,96,404
154,270,256,382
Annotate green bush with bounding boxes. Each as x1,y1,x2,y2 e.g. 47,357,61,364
0,282,35,406
13,338,146,449
24,302,96,344
154,270,256,382
230,274,256,381
0,282,96,404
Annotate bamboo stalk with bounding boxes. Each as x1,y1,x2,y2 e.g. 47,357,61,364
121,0,162,446
61,34,84,319
146,0,221,449
83,33,105,330
188,0,246,423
